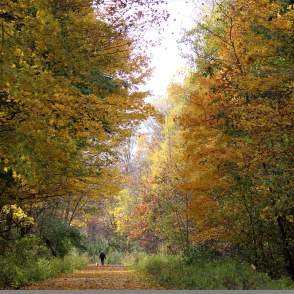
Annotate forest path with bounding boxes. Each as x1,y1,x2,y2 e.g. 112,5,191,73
24,264,164,290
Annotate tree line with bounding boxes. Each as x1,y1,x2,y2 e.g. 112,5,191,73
0,0,165,288
115,0,294,281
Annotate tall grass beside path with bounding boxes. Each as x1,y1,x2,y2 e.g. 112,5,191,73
0,255,88,289
135,255,294,290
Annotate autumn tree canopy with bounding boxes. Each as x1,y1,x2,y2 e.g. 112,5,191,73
113,0,294,280
0,0,293,288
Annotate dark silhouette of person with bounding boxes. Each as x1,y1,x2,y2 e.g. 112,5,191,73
99,252,106,266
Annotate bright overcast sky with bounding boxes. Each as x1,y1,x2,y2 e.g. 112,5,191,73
144,0,203,99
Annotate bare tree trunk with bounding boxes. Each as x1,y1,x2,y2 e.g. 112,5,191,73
184,192,191,250
68,194,84,225
64,194,71,223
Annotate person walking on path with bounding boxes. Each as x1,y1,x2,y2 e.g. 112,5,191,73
99,251,106,266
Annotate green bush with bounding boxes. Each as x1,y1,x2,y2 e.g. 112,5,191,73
183,245,221,264
0,235,50,288
104,250,124,264
0,255,87,289
0,254,87,289
121,251,147,266
135,254,294,290
39,217,87,257
0,234,88,289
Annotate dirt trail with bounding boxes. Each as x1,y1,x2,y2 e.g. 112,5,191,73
25,264,164,290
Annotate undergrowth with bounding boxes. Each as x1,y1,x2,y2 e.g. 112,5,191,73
135,254,294,290
0,235,87,289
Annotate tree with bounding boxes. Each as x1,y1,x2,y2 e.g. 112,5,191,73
0,0,164,261
181,0,294,278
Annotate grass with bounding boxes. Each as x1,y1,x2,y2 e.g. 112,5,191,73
135,254,294,290
0,255,88,289
0,234,88,289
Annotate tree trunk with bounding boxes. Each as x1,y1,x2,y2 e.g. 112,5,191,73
277,216,294,280
68,194,84,225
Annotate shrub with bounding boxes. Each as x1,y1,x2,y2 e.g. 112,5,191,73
135,254,294,290
104,250,124,264
0,234,88,289
38,217,87,257
183,245,220,264
0,255,88,289
122,251,147,266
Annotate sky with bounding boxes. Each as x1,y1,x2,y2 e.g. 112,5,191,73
144,0,203,100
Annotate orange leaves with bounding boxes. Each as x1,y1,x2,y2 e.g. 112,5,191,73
135,202,148,215
192,227,225,244
190,195,217,220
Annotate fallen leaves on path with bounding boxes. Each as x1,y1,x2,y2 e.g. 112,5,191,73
24,264,164,290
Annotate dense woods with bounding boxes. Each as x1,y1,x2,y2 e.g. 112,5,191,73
0,0,164,288
0,0,293,290
114,0,294,285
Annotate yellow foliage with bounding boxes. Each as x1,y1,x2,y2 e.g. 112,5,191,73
1,204,34,226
